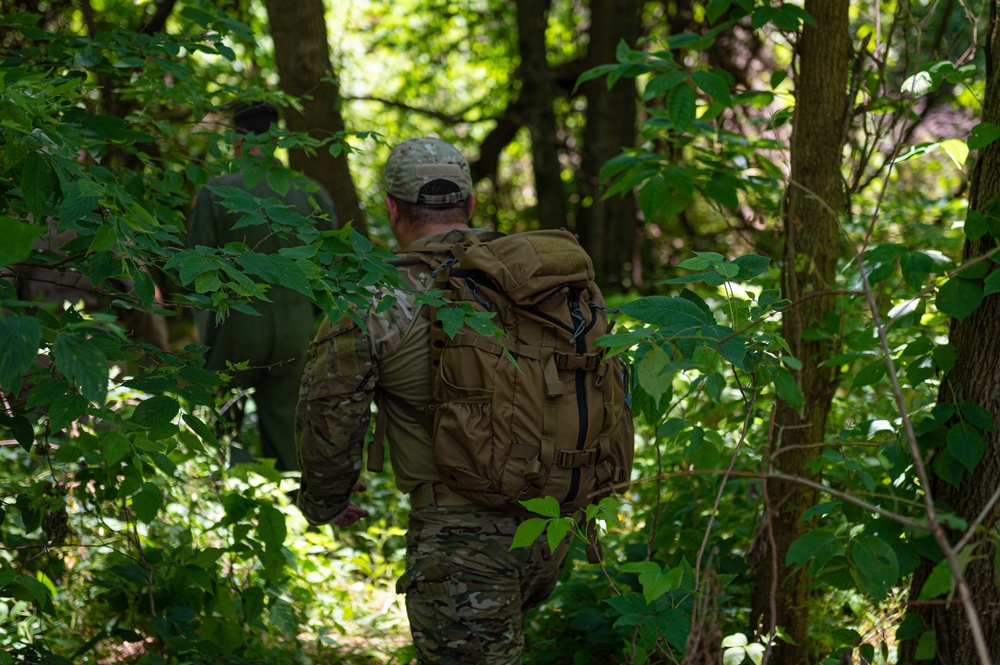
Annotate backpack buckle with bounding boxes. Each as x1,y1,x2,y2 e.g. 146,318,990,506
557,449,597,468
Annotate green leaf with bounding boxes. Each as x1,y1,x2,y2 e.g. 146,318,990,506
131,395,180,428
849,536,899,601
704,174,740,209
266,168,290,197
787,529,842,569
265,255,312,297
771,366,804,410
437,307,466,339
936,278,983,321
619,296,711,329
732,254,770,280
103,432,131,466
53,333,109,404
521,496,560,518
946,422,986,472
692,70,731,104
917,558,955,601
968,122,1000,150
88,225,117,253
48,393,88,432
984,270,1000,297
131,483,163,523
706,0,733,24
256,503,287,552
667,84,696,133
546,517,572,554
637,344,673,406
0,315,40,388
637,176,669,220
511,518,547,549
643,70,688,100
59,195,100,225
0,217,45,268
852,358,886,389
932,344,957,373
21,153,59,217
915,630,937,660
73,46,104,67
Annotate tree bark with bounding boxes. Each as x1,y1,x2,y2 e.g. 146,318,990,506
264,0,367,235
900,6,1000,663
514,0,567,230
576,0,642,290
748,3,851,663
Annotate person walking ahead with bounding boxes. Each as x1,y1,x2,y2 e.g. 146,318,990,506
295,137,632,663
186,102,337,471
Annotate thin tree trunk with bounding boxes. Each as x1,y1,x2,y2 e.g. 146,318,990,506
264,0,367,235
576,0,642,290
514,0,567,229
900,5,1000,663
748,2,851,663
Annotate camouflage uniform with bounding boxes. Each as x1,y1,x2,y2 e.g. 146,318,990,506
187,165,337,471
296,227,571,664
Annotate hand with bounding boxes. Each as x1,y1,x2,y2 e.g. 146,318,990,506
333,481,369,527
334,502,370,527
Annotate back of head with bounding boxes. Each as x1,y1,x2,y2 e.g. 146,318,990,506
383,137,474,227
233,102,278,136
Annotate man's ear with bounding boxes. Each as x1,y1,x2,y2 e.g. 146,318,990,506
466,194,477,220
386,196,404,239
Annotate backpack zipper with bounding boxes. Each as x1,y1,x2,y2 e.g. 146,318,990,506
564,295,589,504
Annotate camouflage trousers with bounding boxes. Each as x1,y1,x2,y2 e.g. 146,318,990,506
396,505,571,664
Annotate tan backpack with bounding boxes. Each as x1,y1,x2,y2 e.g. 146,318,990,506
370,229,634,516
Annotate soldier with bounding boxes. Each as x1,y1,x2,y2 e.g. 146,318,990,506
295,137,573,663
186,102,337,471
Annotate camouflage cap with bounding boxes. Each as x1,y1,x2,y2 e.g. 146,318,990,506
383,137,473,205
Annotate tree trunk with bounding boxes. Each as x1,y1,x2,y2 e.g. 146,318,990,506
576,0,642,290
748,2,851,663
264,0,367,235
900,7,1000,663
514,0,567,230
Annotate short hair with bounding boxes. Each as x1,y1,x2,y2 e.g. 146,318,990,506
392,179,471,226
232,102,278,135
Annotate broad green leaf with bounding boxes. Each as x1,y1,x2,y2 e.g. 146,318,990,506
53,333,109,404
637,344,672,406
546,517,572,554
707,0,733,24
965,211,987,241
723,647,745,665
266,255,312,297
849,536,899,601
21,153,58,217
266,168,290,197
643,70,688,100
47,393,88,433
59,195,100,224
511,518,547,549
915,630,937,660
852,358,886,389
637,176,669,220
771,366,804,410
521,496,560,518
933,344,957,373
0,217,45,268
984,270,1000,297
936,278,982,321
731,254,770,280
131,483,163,523
787,529,842,569
667,84,696,133
103,432,131,466
0,315,40,388
917,558,955,601
73,46,103,67
940,139,969,167
946,422,986,472
901,71,936,97
131,395,180,428
619,296,711,329
968,122,1000,150
437,307,466,339
256,503,287,552
692,70,731,104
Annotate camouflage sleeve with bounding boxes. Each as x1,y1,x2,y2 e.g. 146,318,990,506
295,313,376,525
